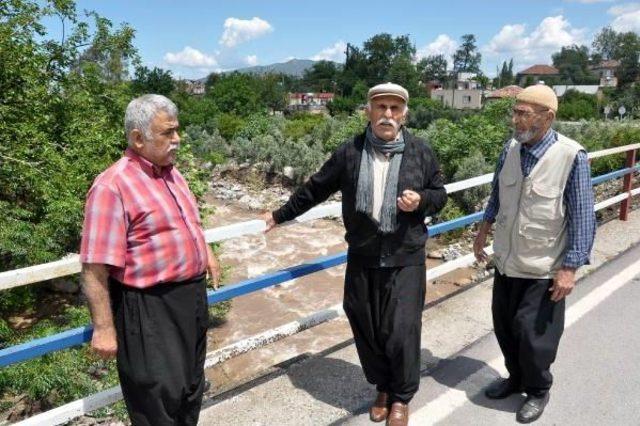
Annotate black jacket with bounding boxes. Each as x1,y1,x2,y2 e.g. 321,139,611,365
273,129,447,267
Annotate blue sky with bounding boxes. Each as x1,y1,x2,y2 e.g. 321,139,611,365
49,1,640,79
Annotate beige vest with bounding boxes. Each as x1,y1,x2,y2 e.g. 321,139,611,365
492,133,584,279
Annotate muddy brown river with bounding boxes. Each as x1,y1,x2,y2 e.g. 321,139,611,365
201,196,476,393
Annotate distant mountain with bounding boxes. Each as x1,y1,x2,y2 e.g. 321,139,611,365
232,59,340,77
194,58,342,82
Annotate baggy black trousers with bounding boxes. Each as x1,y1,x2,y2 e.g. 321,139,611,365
492,269,565,396
109,274,208,426
343,262,426,403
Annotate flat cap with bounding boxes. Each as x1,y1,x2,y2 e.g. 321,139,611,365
368,82,409,103
516,84,558,112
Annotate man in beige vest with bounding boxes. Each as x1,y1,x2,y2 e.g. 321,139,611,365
473,85,596,423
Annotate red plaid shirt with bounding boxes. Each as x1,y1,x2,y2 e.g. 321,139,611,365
80,149,208,288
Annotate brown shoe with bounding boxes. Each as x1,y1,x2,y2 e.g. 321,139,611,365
369,392,390,422
386,402,409,426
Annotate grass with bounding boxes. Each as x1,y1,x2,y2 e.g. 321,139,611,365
0,273,233,423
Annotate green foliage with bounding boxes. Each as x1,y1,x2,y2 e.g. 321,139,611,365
557,90,599,121
1,1,130,271
0,304,119,412
453,34,482,74
131,65,175,96
236,113,286,139
206,72,264,116
327,96,361,116
0,0,211,277
323,113,368,153
426,99,514,179
172,90,219,130
302,61,339,92
552,45,599,85
451,150,493,213
417,55,448,84
232,133,325,181
385,56,422,98
555,120,640,174
215,113,247,141
494,59,514,88
592,27,640,88
435,199,466,240
0,287,37,318
284,113,328,140
183,126,229,166
407,97,470,129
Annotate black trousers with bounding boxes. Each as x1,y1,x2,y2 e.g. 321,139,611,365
343,262,426,403
109,274,208,426
492,269,565,396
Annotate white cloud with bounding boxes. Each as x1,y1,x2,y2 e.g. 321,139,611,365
483,16,587,66
609,3,640,32
416,34,458,62
219,17,273,48
245,55,258,66
311,41,347,62
163,46,217,68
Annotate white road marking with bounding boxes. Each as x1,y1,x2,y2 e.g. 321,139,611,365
410,259,640,425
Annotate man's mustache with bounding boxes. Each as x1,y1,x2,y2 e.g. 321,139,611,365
377,118,400,128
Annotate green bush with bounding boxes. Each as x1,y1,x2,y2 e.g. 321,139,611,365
323,113,368,153
407,97,471,129
183,125,229,166
215,113,246,141
0,305,119,414
327,96,361,116
555,120,640,175
557,90,599,121
434,199,466,240
451,150,493,213
284,113,328,140
426,100,513,180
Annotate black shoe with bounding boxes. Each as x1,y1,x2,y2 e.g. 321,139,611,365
484,378,522,399
516,393,550,424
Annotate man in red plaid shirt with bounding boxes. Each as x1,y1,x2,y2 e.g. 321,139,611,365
80,94,220,426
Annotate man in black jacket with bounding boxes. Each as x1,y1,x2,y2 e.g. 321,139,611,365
263,82,446,426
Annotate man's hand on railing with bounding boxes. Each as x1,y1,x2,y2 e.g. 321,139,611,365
91,326,118,360
263,211,277,233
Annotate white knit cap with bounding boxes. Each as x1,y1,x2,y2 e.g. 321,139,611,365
516,84,558,112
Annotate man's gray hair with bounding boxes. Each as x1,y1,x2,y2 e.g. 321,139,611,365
125,94,178,145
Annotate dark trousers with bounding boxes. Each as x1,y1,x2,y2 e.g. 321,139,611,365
343,262,426,403
109,274,208,426
492,269,565,396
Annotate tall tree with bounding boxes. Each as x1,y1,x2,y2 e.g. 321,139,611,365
206,72,262,116
386,56,421,97
453,34,482,74
552,45,598,85
495,59,514,87
615,32,640,87
592,27,619,61
362,33,417,85
591,27,640,87
302,60,338,92
417,54,448,83
131,66,175,96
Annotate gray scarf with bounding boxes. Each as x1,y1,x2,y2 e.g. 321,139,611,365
356,125,405,233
